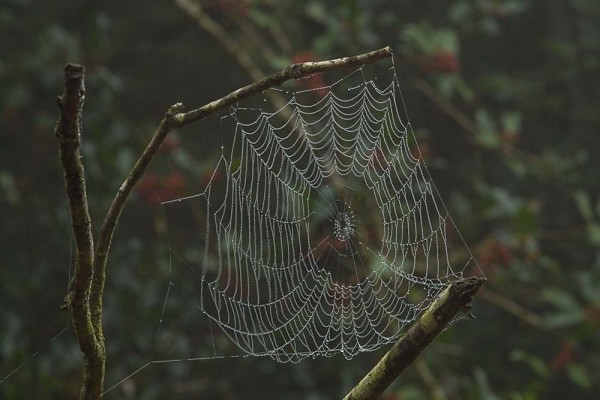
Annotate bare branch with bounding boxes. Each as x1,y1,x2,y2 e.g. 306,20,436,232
92,102,185,327
55,63,105,399
176,46,393,126
174,0,267,82
478,287,547,330
412,76,479,135
93,48,393,312
415,359,447,400
173,0,289,113
344,277,485,400
87,53,397,398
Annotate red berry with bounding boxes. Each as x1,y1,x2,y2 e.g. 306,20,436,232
421,51,460,73
160,134,180,153
549,342,575,372
135,171,186,206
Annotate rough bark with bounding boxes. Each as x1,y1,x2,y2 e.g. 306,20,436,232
56,47,486,399
56,48,393,398
56,48,485,400
92,47,394,331
55,64,105,400
344,277,486,400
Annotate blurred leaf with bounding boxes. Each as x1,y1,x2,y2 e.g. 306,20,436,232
312,27,341,54
5,83,31,108
247,8,272,28
501,112,522,132
574,190,595,221
473,367,503,400
529,151,587,182
480,18,500,35
396,385,427,400
448,2,472,24
481,185,522,218
504,1,528,14
586,223,600,247
541,288,580,311
541,288,585,328
0,172,20,205
305,1,329,24
506,157,527,177
576,271,600,303
566,364,592,389
513,204,538,235
402,23,459,55
475,110,500,149
573,191,600,246
543,39,576,58
544,311,585,329
509,350,549,379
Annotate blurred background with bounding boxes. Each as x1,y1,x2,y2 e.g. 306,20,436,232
1,0,599,399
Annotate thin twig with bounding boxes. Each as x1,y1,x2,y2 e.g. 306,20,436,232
344,277,485,400
269,20,293,54
176,46,393,125
415,359,447,400
55,63,105,399
174,0,350,194
173,0,288,112
173,0,265,81
412,76,478,135
237,19,279,64
478,287,547,330
92,102,185,319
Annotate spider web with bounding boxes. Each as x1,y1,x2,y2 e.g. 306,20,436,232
144,58,481,371
0,56,483,397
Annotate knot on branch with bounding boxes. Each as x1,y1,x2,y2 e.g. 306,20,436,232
167,102,186,116
290,64,304,79
64,63,85,81
452,277,486,304
165,103,186,126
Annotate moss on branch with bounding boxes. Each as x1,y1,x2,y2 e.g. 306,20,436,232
344,277,486,400
55,63,106,400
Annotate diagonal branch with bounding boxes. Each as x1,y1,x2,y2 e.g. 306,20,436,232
55,63,105,399
344,277,485,400
91,46,394,355
412,76,478,135
173,0,289,112
173,0,267,83
478,287,546,330
175,46,393,125
91,102,184,332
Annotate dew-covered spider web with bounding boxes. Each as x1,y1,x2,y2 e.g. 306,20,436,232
104,57,482,392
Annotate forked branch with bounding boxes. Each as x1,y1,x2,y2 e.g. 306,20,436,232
344,277,485,400
92,46,394,319
56,46,485,400
56,47,393,398
176,46,393,125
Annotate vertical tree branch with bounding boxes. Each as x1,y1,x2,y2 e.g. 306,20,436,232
55,63,105,400
55,48,391,398
344,277,485,400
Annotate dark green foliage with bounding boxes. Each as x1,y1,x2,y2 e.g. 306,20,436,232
1,0,599,398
